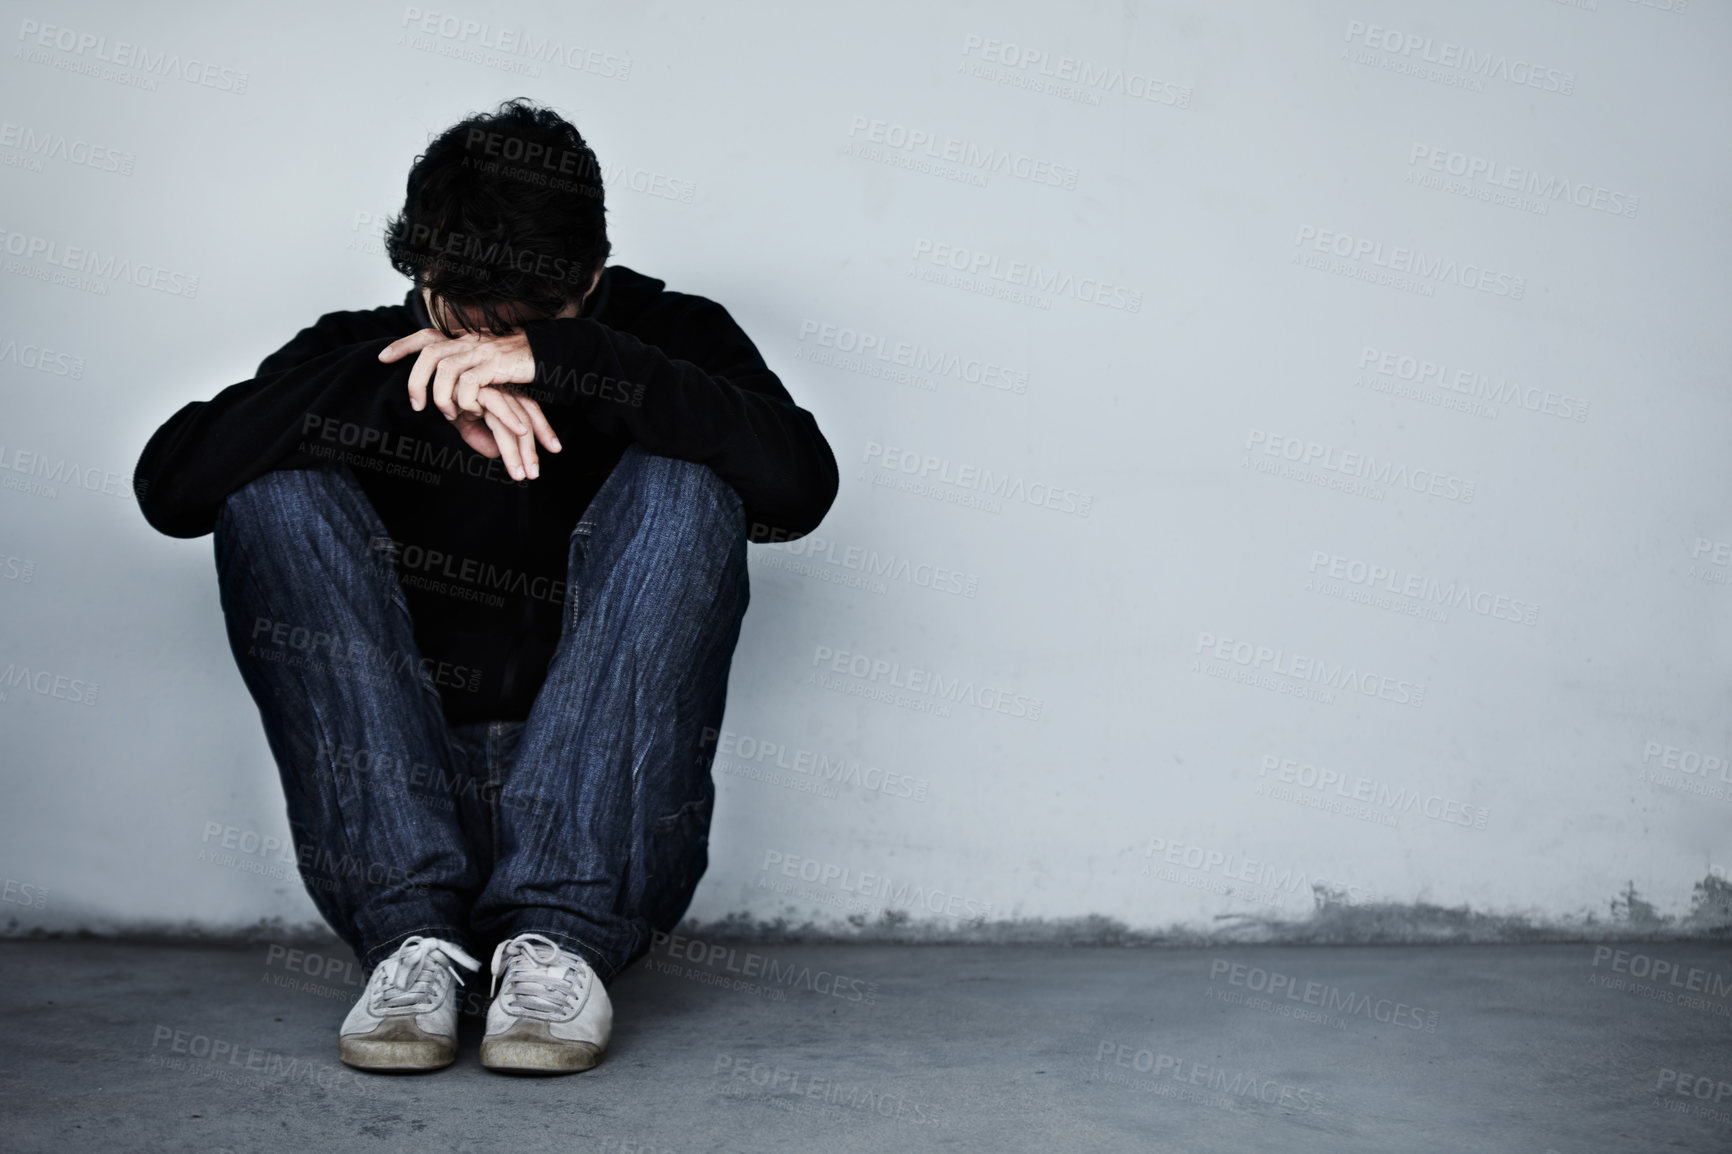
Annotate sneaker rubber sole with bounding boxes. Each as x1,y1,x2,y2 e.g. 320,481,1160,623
338,1018,458,1071
480,1019,603,1074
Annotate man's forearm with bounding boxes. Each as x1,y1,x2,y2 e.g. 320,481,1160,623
521,315,840,540
136,339,420,538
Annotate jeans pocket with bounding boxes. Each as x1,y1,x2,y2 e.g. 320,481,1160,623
564,525,591,632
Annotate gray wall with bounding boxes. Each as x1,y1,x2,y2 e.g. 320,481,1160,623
1,0,1726,939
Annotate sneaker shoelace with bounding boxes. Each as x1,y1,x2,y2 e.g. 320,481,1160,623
370,935,481,1015
489,933,592,1021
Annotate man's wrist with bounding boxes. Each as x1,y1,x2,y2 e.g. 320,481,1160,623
519,316,641,411
519,316,594,407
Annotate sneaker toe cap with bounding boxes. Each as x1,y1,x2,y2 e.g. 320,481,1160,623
480,1019,604,1073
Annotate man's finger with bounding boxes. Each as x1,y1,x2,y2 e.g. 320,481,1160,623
512,419,538,480
498,393,549,472
484,391,536,474
430,344,488,420
454,363,509,422
508,399,540,479
517,395,562,454
476,386,532,441
484,409,527,481
454,414,501,459
379,327,443,366
478,390,538,476
401,333,469,411
407,338,468,414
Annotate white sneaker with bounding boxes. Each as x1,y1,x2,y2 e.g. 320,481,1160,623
480,932,612,1073
338,935,481,1071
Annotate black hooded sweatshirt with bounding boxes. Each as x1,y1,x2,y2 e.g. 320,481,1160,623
134,265,839,724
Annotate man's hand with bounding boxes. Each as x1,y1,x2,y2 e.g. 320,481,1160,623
380,327,560,481
447,387,560,480
380,327,536,418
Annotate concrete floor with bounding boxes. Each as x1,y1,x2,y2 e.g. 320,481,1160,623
1,938,1729,1153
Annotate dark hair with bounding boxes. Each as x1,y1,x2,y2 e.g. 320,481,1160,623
385,98,609,337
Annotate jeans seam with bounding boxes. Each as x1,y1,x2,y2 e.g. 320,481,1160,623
358,518,435,699
363,923,473,971
224,470,459,969
224,514,372,926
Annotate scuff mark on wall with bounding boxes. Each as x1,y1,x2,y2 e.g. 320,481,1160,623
7,877,1731,948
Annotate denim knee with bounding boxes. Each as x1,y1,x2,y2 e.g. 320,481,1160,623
586,445,746,551
217,465,381,545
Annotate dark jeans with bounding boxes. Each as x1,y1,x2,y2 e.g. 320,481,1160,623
211,445,750,981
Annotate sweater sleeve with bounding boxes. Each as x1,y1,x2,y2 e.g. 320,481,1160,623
134,307,423,538
518,299,839,542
